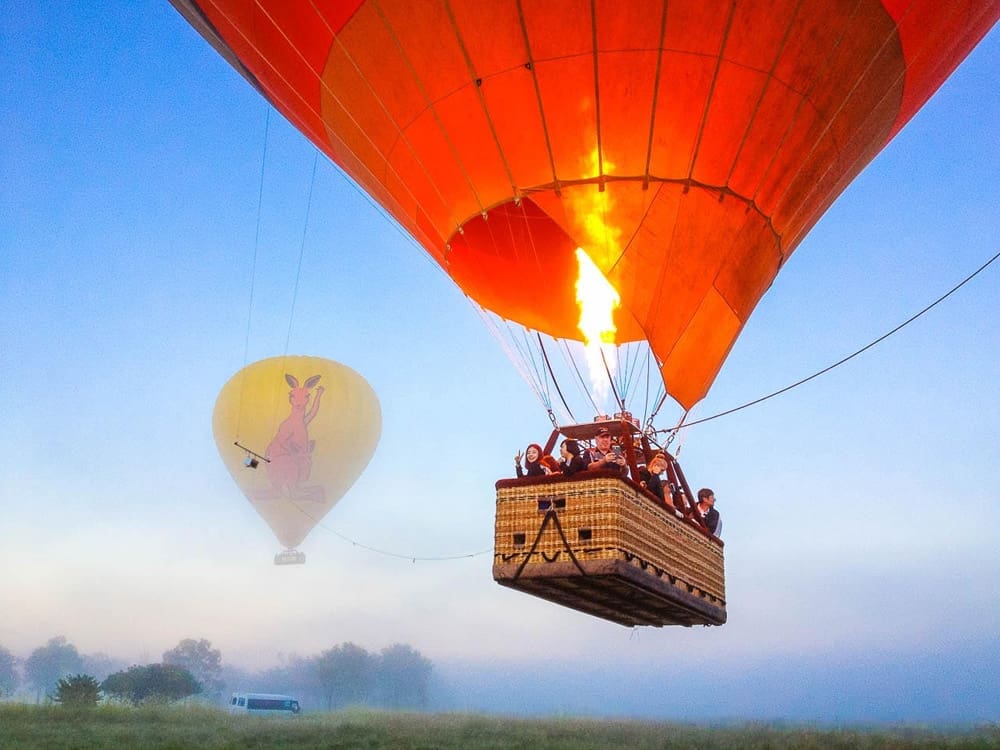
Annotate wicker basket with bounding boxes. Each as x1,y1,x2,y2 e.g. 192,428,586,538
493,472,726,627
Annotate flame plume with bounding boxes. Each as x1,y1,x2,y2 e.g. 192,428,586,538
575,247,620,408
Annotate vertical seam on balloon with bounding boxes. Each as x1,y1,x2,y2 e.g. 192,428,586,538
366,0,488,221
832,3,990,171
515,0,561,194
723,0,805,190
233,0,459,254
746,0,864,251
643,0,671,190
514,194,545,271
887,1,997,139
765,1,918,261
477,195,511,261
641,179,686,351
317,48,458,267
747,0,863,206
439,0,520,202
590,0,605,186
685,1,739,183
782,0,980,249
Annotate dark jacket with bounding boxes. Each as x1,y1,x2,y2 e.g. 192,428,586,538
638,469,665,502
703,507,720,536
516,461,545,478
560,455,587,476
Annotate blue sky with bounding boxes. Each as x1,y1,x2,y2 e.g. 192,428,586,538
1,2,998,722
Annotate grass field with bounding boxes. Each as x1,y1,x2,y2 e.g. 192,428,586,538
0,705,997,749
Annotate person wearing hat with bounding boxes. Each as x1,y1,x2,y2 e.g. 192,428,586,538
584,427,628,475
696,488,721,536
558,439,587,476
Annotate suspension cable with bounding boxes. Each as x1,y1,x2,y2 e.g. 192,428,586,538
538,333,575,423
659,246,1000,432
282,150,319,354
235,105,271,442
600,347,626,413
561,340,604,417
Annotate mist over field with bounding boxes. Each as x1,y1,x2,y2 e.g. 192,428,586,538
3,628,997,725
435,642,999,723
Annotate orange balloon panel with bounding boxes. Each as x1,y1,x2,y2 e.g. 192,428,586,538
175,0,998,408
213,356,381,550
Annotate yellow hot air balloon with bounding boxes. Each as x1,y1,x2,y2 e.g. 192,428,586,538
213,356,381,564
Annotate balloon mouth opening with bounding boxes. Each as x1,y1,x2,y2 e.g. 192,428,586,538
444,197,644,344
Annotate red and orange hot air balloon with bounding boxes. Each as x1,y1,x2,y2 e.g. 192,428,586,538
174,0,997,418
180,1,996,625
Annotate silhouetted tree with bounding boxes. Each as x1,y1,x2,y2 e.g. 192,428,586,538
52,674,101,708
375,644,432,709
315,643,375,709
102,664,200,705
24,637,83,703
163,638,223,699
0,645,17,697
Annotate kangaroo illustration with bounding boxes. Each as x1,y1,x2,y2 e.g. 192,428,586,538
265,374,324,496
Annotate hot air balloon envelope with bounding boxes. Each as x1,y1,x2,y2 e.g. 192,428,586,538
213,356,381,558
172,0,999,410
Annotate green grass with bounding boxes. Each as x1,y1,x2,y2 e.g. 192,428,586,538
0,704,996,749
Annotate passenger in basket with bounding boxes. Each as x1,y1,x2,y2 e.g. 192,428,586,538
638,452,670,507
514,443,546,478
559,439,587,476
696,488,721,536
584,427,628,475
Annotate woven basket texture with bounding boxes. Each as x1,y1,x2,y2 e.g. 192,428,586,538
495,475,725,603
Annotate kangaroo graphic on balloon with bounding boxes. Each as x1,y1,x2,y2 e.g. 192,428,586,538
213,356,382,563
265,374,325,502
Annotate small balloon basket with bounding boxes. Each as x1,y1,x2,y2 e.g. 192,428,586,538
494,419,727,628
274,549,306,566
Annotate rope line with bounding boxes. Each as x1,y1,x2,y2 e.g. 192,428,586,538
661,247,1000,432
283,150,319,355
287,499,493,561
538,333,575,423
235,105,271,442
560,340,603,417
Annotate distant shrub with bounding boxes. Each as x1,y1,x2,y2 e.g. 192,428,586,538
52,674,101,708
102,664,200,706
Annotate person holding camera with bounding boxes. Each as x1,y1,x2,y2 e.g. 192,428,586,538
584,427,628,475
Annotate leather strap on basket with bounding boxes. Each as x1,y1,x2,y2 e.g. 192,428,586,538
512,509,587,581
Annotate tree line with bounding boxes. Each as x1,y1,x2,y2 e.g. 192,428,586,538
0,636,432,711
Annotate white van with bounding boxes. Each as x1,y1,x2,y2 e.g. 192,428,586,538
228,692,301,715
